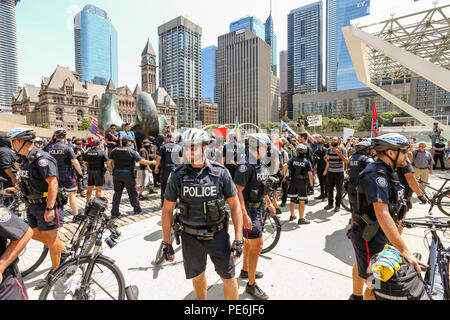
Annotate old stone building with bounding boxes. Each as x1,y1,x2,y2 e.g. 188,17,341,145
199,98,218,126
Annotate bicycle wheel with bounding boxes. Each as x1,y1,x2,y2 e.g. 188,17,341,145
437,190,450,217
39,255,126,300
340,190,351,212
154,230,175,265
19,240,49,278
261,210,281,254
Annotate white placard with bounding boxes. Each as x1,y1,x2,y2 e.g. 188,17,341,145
307,115,322,127
343,128,355,142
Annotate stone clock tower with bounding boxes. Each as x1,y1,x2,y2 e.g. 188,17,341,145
141,39,157,94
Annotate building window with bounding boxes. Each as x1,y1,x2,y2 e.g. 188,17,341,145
77,110,83,121
300,20,306,37
56,108,63,121
66,86,73,95
301,44,306,60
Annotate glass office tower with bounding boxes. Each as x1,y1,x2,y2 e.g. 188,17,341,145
327,0,370,91
0,0,19,113
265,13,277,76
230,16,266,40
74,4,118,86
201,45,216,103
287,1,323,119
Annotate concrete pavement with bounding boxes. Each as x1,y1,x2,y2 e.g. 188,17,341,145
23,172,450,300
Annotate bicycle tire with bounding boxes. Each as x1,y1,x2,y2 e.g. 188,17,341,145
39,255,126,300
261,210,281,254
436,189,450,217
340,190,351,212
19,242,49,278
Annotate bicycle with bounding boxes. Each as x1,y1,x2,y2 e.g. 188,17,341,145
39,209,126,300
261,176,282,254
0,189,49,278
417,176,450,217
402,219,450,300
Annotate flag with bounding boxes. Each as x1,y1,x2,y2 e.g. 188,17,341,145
372,102,379,137
235,119,242,141
89,116,104,139
281,121,298,138
213,128,228,139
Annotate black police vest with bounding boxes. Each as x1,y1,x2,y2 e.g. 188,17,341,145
84,148,104,171
112,147,135,171
20,152,51,200
243,163,270,203
177,165,225,228
46,141,72,170
290,156,308,179
348,153,370,185
161,143,181,168
356,162,407,223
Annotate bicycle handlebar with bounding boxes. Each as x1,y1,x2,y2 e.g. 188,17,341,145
402,219,450,230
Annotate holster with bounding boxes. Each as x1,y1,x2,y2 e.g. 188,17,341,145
361,214,380,242
56,189,68,206
172,214,182,245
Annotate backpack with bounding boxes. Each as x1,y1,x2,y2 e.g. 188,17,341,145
372,262,428,300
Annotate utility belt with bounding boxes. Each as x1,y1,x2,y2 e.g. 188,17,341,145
114,168,134,173
292,175,306,180
26,189,68,206
352,213,380,242
178,198,227,226
181,223,225,241
58,166,73,172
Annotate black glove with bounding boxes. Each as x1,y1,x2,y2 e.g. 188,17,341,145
162,241,174,261
418,195,427,205
231,240,244,259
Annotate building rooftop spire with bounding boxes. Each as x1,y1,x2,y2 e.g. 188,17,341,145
142,38,156,56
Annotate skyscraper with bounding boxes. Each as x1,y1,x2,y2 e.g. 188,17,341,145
287,1,323,119
201,45,216,103
327,0,370,91
265,0,278,76
158,16,202,128
74,4,118,86
0,0,19,113
230,16,266,40
217,29,273,126
280,50,288,94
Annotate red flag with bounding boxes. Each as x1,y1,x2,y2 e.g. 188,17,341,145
372,102,379,137
213,128,228,139
87,138,93,147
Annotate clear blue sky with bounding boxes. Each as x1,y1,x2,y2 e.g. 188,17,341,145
16,0,434,89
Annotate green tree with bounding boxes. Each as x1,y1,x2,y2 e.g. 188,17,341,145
341,112,356,120
79,118,92,131
41,122,50,129
325,118,353,132
356,112,373,131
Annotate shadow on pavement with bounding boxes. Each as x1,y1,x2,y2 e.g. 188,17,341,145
144,230,163,242
305,209,336,224
323,225,355,267
182,281,255,300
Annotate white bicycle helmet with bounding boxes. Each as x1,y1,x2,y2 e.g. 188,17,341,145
247,133,271,147
182,128,211,145
7,128,36,141
371,134,410,152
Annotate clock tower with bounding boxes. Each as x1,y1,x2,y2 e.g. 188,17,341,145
141,39,157,94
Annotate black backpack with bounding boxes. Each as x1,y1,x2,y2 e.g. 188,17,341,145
372,262,428,300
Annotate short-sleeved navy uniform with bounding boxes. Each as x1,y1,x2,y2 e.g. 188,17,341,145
347,153,374,213
83,147,108,187
109,147,142,216
286,156,312,203
0,209,30,300
46,140,77,192
0,147,17,206
234,157,269,240
20,147,64,231
158,142,182,204
350,160,405,279
164,161,237,280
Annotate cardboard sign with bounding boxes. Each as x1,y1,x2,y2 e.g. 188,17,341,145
307,115,322,127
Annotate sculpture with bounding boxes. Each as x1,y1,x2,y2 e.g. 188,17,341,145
98,93,124,135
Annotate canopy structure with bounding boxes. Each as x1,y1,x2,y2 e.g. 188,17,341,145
342,4,450,140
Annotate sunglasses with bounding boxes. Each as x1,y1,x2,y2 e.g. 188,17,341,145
398,148,409,154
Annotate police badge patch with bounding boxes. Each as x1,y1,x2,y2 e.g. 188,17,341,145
239,165,247,173
0,207,11,223
38,159,48,167
376,177,388,188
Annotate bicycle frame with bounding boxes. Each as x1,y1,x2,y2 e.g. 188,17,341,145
419,179,449,215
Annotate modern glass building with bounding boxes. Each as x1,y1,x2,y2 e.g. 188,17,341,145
230,16,266,40
287,1,323,119
158,16,202,128
327,0,370,91
0,0,19,113
265,13,277,76
74,4,118,86
201,45,216,103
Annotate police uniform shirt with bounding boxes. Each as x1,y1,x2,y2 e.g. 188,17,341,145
0,147,17,181
0,208,29,257
286,156,312,180
47,141,76,169
158,142,182,167
83,148,108,170
348,153,373,185
164,161,237,203
233,156,269,200
397,159,414,198
109,147,142,164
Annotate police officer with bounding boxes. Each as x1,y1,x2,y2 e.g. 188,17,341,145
0,207,33,300
107,135,155,217
82,139,108,205
350,134,427,300
0,135,18,207
73,138,88,197
347,141,374,214
283,144,313,224
154,133,182,206
4,128,68,290
161,128,243,300
313,136,328,201
234,133,276,300
45,129,84,222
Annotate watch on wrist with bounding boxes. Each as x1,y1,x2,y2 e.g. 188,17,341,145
46,207,55,211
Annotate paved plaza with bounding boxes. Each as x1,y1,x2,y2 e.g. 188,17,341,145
24,172,450,300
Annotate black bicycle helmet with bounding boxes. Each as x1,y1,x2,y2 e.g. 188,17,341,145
296,144,308,156
7,128,36,141
53,129,67,139
371,134,409,152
